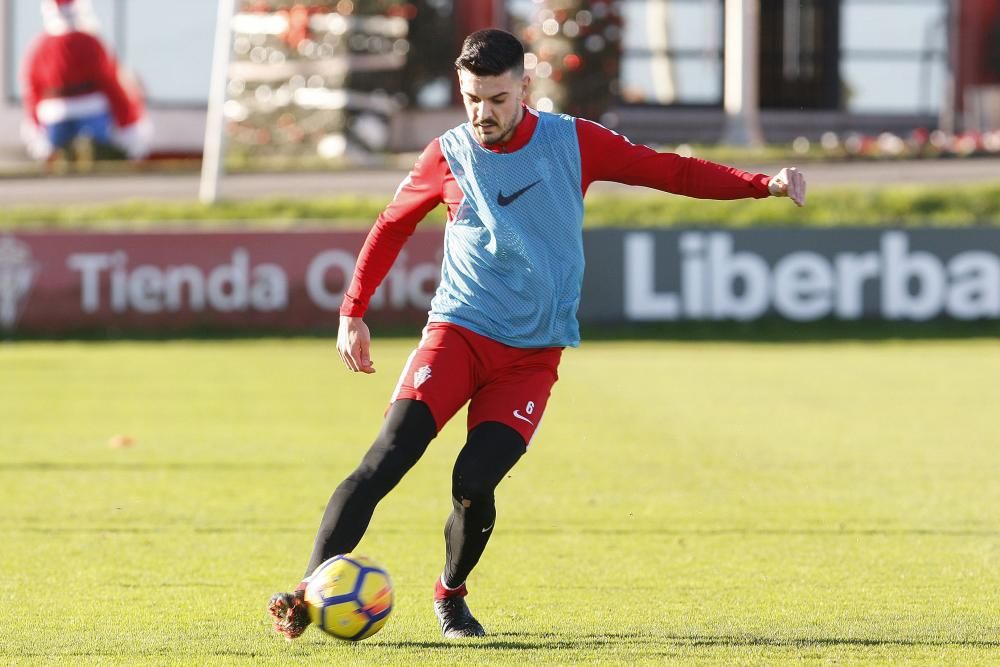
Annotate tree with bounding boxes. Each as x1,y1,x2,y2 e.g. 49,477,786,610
516,0,622,120
226,0,412,161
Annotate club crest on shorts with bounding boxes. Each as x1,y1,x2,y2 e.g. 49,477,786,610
413,364,432,389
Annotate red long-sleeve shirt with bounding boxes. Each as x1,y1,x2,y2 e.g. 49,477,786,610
341,107,772,317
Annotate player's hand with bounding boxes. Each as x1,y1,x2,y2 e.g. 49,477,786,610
768,167,806,207
337,315,375,374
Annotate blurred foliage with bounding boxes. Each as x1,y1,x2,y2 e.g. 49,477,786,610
227,0,425,161
4,184,1000,228
583,184,1000,226
516,0,622,118
0,196,417,229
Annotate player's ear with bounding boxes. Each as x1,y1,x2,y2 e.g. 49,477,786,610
520,72,530,98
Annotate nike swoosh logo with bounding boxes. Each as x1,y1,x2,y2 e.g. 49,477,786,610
481,522,495,533
513,410,534,426
496,179,542,207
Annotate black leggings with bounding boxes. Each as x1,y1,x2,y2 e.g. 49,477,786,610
305,399,526,587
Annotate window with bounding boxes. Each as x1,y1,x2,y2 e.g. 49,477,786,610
120,1,216,105
7,0,215,105
840,0,949,113
618,0,723,105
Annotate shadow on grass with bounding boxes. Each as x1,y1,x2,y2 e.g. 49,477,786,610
376,631,1000,650
0,461,306,472
10,632,997,659
498,526,1000,537
11,524,997,538
10,524,295,535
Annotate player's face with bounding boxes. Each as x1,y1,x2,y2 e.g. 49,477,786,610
458,68,529,145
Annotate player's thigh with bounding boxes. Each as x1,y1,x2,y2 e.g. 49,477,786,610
390,324,478,433
467,349,561,447
451,421,527,501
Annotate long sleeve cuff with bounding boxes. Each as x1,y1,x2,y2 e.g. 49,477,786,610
339,297,366,318
749,173,772,197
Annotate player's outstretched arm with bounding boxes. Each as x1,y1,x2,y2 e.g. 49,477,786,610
337,315,375,374
767,167,807,207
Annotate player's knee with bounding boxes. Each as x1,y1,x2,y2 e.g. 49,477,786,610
451,492,494,517
451,468,496,509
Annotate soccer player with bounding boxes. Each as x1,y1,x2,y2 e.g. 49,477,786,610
269,28,806,640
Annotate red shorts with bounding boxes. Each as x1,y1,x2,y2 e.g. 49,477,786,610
390,322,562,446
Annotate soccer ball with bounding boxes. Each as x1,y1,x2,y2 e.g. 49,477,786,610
304,553,394,641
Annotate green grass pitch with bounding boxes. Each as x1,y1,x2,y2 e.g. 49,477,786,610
1,337,998,665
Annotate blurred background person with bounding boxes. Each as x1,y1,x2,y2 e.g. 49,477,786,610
20,0,152,162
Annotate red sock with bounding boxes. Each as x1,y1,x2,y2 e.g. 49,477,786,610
434,577,468,600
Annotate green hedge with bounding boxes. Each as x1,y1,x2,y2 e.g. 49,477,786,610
584,184,1000,226
3,183,1000,229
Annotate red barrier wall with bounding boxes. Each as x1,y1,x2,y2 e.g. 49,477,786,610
0,230,444,335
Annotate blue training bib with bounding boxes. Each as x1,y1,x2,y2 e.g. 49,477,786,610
432,111,585,348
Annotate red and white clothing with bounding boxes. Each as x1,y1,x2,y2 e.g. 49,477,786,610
21,0,150,159
391,322,561,443
343,106,772,443
341,107,770,318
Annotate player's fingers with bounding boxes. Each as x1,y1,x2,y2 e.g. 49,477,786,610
780,168,796,203
790,170,806,206
774,167,800,199
339,351,354,372
768,171,787,197
357,341,376,374
340,345,360,372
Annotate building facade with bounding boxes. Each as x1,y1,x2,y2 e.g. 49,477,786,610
1,0,998,157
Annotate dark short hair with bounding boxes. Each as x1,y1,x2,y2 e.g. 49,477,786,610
455,29,524,76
